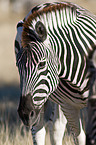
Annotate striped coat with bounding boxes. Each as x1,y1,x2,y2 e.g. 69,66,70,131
15,2,96,145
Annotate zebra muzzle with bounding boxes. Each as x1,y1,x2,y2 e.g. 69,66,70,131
17,94,40,126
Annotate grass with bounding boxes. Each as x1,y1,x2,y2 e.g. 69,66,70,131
0,122,74,145
0,88,33,145
0,123,33,145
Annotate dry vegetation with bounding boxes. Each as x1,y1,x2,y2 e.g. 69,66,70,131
0,0,96,145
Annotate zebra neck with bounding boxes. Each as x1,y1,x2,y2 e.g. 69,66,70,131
42,6,78,76
49,78,87,109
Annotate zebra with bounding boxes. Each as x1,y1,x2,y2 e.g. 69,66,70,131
15,7,86,145
15,1,96,145
86,48,96,145
15,13,67,145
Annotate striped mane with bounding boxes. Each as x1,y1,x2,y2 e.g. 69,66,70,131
22,2,76,48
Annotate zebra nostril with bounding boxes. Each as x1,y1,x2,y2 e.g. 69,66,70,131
30,110,34,118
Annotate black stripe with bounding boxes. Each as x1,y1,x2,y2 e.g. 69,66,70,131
34,97,46,101
15,40,20,51
34,89,47,94
31,5,40,13
17,22,23,28
44,3,51,8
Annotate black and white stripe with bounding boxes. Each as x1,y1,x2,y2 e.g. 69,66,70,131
15,2,96,145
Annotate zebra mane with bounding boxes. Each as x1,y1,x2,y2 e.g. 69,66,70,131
22,2,77,48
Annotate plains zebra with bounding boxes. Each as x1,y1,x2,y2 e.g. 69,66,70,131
15,14,67,145
15,6,86,145
15,1,96,145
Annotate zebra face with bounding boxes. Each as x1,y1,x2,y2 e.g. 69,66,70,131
17,21,59,126
17,45,59,126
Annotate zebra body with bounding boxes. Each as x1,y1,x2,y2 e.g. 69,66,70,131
15,2,96,145
15,6,85,145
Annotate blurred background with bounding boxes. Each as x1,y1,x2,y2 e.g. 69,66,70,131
0,0,96,145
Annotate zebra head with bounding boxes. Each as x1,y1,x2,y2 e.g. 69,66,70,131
17,20,59,127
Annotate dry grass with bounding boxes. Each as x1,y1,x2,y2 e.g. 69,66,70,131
0,123,33,145
0,94,33,145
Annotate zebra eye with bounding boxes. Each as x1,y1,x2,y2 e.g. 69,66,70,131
35,21,47,42
38,61,46,69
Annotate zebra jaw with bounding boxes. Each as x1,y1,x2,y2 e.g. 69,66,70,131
17,94,41,127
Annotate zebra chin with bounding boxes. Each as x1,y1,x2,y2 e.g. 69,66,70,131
17,94,41,127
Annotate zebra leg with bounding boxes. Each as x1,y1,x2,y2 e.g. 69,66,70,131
32,126,46,145
77,118,86,145
49,105,67,145
61,103,86,145
31,107,46,145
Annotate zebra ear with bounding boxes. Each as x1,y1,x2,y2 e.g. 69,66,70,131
35,21,47,42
